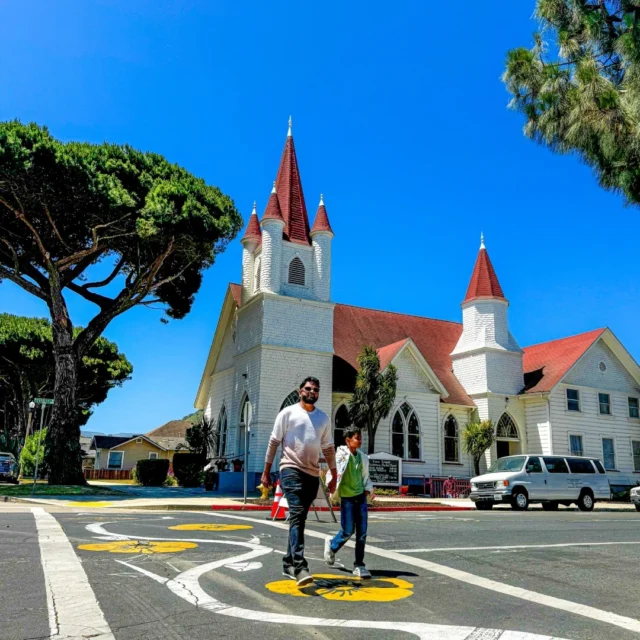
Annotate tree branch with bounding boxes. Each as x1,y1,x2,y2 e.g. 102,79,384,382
43,203,71,251
83,256,126,289
66,281,115,309
0,264,49,301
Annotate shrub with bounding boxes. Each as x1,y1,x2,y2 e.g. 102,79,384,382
374,488,399,496
164,474,178,487
20,428,47,478
172,453,204,488
136,459,170,486
131,466,139,484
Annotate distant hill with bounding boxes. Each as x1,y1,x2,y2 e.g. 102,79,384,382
181,410,203,425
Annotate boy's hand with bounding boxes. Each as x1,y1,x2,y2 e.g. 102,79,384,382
364,490,370,497
327,470,337,494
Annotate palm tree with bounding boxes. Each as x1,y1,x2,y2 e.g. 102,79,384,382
463,420,494,476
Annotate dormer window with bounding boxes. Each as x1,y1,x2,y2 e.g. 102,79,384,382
288,257,305,286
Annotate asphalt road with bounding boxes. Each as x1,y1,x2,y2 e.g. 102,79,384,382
1,504,639,640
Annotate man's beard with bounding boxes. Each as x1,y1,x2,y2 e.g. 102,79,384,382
300,393,317,405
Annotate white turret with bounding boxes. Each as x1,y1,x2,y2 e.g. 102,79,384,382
309,194,334,302
240,202,261,304
259,183,285,295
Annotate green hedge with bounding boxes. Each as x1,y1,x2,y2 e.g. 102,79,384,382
135,459,170,486
172,453,204,488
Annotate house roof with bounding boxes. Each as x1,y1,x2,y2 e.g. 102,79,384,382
333,304,474,406
91,435,134,450
522,328,607,394
111,434,168,452
462,246,506,304
310,197,334,235
146,420,192,439
275,126,311,245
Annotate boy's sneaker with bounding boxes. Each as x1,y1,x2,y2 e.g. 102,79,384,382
296,568,314,587
282,566,296,580
324,537,335,565
352,566,371,580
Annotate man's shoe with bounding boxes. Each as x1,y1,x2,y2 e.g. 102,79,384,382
296,568,314,587
352,566,371,580
324,537,335,565
282,566,296,580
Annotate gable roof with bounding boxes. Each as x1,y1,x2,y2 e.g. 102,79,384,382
111,434,168,452
333,304,473,406
522,329,606,394
146,420,191,439
377,339,409,372
91,435,135,450
463,246,506,304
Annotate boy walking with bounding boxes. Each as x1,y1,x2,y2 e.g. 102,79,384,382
324,426,373,579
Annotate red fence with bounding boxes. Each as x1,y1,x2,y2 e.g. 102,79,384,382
84,469,131,480
429,477,471,499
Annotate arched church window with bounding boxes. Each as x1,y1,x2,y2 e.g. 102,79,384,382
254,258,261,292
496,413,518,439
391,402,420,460
216,405,228,458
288,257,305,286
280,390,299,411
443,415,459,463
334,404,351,448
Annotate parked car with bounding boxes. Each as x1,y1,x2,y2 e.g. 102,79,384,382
630,486,640,512
0,452,19,484
470,455,610,512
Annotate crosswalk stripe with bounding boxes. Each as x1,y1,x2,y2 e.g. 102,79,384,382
32,507,115,640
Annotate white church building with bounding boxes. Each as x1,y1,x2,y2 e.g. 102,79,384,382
194,122,640,489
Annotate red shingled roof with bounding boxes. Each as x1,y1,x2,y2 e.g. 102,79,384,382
275,134,311,245
311,199,334,235
262,188,285,223
463,248,506,303
241,209,262,244
377,339,409,371
230,283,242,307
522,328,606,394
333,304,474,406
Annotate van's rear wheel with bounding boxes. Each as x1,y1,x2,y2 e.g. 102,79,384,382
511,490,529,511
542,502,559,511
475,502,493,511
577,490,595,512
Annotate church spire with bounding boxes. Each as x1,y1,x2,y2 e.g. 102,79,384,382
275,116,311,245
310,194,334,236
241,201,262,245
261,182,285,223
462,234,506,304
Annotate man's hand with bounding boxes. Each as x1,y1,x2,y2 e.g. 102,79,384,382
261,471,271,488
327,469,337,495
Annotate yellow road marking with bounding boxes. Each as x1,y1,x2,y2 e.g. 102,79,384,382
79,540,197,554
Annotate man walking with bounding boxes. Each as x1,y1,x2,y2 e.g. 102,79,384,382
262,376,337,587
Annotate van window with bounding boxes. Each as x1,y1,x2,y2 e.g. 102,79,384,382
593,459,606,474
543,457,569,474
567,458,595,474
487,456,526,473
525,457,543,473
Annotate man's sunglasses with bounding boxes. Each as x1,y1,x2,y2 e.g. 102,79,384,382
301,386,319,393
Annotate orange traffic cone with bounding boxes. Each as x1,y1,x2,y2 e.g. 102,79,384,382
271,481,289,521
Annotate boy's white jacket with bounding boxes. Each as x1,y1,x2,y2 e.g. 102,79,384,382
326,446,374,495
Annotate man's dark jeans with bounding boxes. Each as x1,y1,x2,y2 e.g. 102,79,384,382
279,467,319,575
330,492,368,567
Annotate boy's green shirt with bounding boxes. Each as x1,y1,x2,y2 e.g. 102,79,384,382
338,450,365,498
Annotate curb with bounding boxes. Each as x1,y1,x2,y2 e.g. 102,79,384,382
210,504,475,512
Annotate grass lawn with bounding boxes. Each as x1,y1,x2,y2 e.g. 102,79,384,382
0,483,129,496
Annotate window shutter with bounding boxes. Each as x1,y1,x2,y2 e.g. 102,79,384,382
288,257,305,285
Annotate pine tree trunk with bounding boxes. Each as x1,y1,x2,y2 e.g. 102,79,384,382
45,282,86,486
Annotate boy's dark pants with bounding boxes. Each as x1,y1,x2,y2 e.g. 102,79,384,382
329,492,368,567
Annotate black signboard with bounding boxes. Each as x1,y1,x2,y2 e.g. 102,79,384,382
369,458,400,485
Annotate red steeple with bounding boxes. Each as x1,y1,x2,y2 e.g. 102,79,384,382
462,234,507,304
261,182,285,223
274,117,311,245
241,202,262,245
310,194,334,235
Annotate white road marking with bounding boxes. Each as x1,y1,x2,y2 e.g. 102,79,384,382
209,512,640,635
224,561,263,572
32,507,115,640
120,536,566,640
394,541,640,553
166,562,180,572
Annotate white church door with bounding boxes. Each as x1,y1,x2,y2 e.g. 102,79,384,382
496,413,521,458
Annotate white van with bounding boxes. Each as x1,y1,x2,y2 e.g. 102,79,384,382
470,455,610,511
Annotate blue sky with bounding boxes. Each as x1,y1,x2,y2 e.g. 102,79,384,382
1,1,638,435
